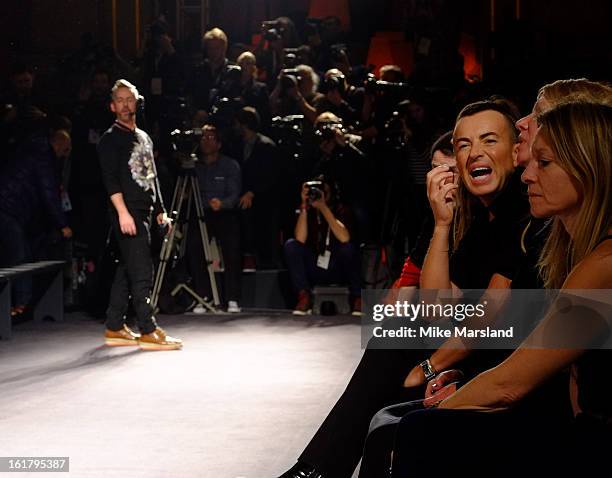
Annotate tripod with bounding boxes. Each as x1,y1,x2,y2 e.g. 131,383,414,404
151,156,221,311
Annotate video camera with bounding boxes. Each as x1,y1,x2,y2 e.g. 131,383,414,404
262,20,284,42
170,128,202,164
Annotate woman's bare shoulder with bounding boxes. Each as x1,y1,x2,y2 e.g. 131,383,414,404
564,238,612,289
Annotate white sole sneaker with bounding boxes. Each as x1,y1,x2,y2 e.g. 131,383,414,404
227,301,241,313
292,309,312,316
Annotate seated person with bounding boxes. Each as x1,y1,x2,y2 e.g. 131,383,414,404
284,175,361,316
312,112,368,242
0,128,73,316
391,130,455,291
390,101,612,478
276,99,533,478
363,79,612,478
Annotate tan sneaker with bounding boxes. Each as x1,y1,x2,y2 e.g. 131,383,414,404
104,325,141,347
138,327,183,351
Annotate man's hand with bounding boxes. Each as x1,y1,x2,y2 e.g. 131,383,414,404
209,198,222,211
119,211,137,236
61,226,73,239
239,191,254,209
426,165,458,227
156,212,173,232
333,127,347,147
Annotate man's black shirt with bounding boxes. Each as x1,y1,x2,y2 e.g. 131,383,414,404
97,122,161,213
450,172,530,289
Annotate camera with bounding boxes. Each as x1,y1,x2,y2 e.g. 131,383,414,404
322,73,346,95
170,128,202,163
364,73,411,97
218,65,242,97
382,112,406,150
305,180,324,203
282,48,299,68
330,43,348,62
315,122,345,142
209,96,243,131
280,68,301,95
271,114,303,147
262,20,284,42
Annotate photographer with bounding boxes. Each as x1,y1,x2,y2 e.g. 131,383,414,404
235,107,280,271
190,28,234,117
313,69,358,126
270,65,322,123
284,176,361,316
255,17,300,89
236,52,271,130
312,112,368,242
189,124,242,313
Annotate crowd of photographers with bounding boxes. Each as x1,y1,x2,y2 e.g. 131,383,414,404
1,14,477,316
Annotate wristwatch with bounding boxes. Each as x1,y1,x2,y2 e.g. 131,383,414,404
420,359,437,381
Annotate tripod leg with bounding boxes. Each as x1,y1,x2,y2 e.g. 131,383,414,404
151,175,189,309
190,176,221,306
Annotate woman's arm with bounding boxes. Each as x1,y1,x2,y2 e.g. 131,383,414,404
294,184,310,243
439,250,612,410
319,205,350,243
404,273,513,387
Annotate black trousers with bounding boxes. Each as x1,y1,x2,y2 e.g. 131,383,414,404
106,209,157,334
390,406,607,477
187,210,241,303
298,334,507,478
359,371,573,477
240,196,279,267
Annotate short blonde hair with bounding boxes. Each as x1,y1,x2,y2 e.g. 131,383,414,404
237,51,256,66
111,79,139,100
203,27,228,46
537,79,612,113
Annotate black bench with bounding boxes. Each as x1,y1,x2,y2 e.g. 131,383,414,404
0,260,65,340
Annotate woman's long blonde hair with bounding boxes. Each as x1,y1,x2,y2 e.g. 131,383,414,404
536,102,612,288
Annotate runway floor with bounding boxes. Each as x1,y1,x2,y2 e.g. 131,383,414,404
0,311,364,478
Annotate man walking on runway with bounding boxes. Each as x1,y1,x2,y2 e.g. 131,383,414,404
98,79,182,350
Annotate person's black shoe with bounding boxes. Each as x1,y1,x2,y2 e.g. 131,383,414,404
277,462,325,478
